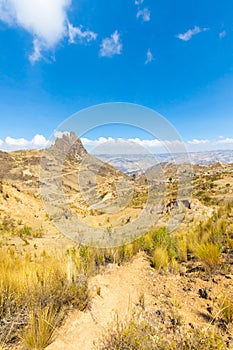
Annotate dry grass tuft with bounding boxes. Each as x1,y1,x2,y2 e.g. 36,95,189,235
195,243,221,273
21,306,62,350
152,247,169,271
0,247,89,348
218,295,233,324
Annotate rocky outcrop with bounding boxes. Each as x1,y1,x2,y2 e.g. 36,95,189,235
52,131,87,161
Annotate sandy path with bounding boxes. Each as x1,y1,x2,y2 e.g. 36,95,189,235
46,253,151,350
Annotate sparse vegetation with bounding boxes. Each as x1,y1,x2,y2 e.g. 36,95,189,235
1,151,233,349
1,199,232,347
96,311,226,350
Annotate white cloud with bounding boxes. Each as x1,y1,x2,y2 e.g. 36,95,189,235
80,134,233,148
5,136,28,147
0,0,71,62
68,22,97,44
81,137,185,154
82,137,233,154
145,48,153,64
54,130,70,139
1,135,233,153
0,0,97,63
82,137,161,154
191,137,233,146
186,138,233,151
219,30,227,39
32,134,48,146
99,31,122,58
188,139,210,145
136,8,151,22
127,138,183,148
81,137,115,147
176,26,209,41
1,134,50,151
217,138,233,144
29,38,43,64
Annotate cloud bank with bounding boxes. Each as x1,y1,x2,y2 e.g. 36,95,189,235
0,134,50,151
1,134,233,153
81,137,233,154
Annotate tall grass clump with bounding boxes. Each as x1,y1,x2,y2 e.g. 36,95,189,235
21,306,62,350
174,233,188,262
195,243,221,273
218,295,233,324
152,247,169,271
0,247,89,348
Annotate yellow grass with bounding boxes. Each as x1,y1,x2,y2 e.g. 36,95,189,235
0,247,89,347
152,247,169,271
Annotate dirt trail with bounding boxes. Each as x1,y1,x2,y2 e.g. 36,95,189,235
46,253,152,350
45,250,233,350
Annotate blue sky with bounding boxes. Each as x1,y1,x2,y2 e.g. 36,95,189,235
0,0,233,152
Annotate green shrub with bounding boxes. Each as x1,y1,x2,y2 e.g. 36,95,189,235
17,225,32,237
152,228,177,259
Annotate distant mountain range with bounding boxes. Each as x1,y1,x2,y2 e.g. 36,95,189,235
95,150,233,174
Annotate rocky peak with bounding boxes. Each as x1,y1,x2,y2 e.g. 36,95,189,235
53,131,87,160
